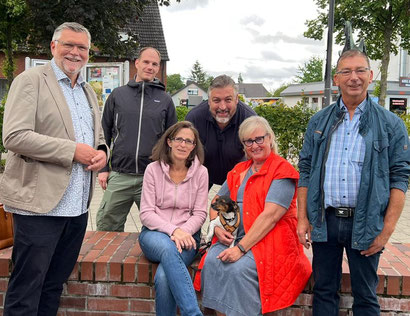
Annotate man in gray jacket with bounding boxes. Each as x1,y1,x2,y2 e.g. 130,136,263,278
0,22,107,315
96,47,177,232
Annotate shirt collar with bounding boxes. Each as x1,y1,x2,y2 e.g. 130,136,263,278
339,97,366,114
51,58,85,86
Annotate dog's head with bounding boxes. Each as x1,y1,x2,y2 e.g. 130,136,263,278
211,196,239,216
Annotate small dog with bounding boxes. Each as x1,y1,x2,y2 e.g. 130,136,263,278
205,195,240,248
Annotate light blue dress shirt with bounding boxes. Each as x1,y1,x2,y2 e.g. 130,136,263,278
324,99,366,208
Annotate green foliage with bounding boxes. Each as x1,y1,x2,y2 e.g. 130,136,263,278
238,73,243,83
166,74,184,94
238,94,245,102
189,60,213,91
296,56,324,83
399,113,410,135
176,106,190,121
254,101,316,165
305,0,410,106
272,83,290,97
372,80,381,98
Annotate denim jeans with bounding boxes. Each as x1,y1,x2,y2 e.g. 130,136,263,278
139,227,203,316
312,211,381,316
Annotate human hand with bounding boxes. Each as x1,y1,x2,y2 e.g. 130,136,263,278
360,231,389,257
217,245,243,263
74,143,98,166
297,217,312,249
98,172,110,190
86,150,107,172
171,228,196,253
214,226,234,246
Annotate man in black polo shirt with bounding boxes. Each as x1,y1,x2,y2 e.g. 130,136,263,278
186,75,256,189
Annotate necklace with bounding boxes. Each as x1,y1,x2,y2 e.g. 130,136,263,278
252,164,260,173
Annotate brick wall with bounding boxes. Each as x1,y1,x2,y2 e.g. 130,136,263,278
1,231,410,315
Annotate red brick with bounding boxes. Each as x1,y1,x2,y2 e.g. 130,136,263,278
95,257,109,281
66,283,89,295
399,298,410,312
130,299,155,313
391,261,410,276
341,274,351,293
0,259,9,277
111,284,151,298
109,262,122,281
82,250,101,263
377,275,386,294
80,262,93,281
88,298,128,311
339,295,353,309
137,260,150,283
86,231,108,245
386,276,400,295
0,279,8,292
0,248,12,259
128,242,143,257
93,238,111,250
111,233,127,245
66,311,107,316
403,275,410,295
68,263,79,280
123,257,137,282
293,293,313,307
379,297,401,311
100,244,118,257
59,296,86,309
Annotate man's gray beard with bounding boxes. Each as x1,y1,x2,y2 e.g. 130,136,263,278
215,116,230,124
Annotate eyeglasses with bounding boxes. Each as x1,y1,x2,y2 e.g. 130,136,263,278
243,134,268,147
336,67,370,77
55,40,89,52
171,137,195,146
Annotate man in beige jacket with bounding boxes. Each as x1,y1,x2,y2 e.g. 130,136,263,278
0,22,107,315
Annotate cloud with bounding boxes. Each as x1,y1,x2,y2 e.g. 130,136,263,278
164,0,210,12
260,51,299,63
251,31,321,46
240,15,265,27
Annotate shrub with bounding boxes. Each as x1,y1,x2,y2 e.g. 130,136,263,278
254,101,315,165
176,106,190,121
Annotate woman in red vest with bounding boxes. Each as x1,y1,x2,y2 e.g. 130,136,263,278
201,116,312,315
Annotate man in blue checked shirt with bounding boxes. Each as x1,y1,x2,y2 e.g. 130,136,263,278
297,48,410,316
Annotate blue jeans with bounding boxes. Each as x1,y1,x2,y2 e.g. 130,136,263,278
139,227,203,316
312,211,381,316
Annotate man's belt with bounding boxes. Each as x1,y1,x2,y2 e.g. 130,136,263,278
327,206,355,218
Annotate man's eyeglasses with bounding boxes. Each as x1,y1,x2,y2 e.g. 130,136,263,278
171,137,195,146
336,67,370,77
243,134,268,147
55,40,89,52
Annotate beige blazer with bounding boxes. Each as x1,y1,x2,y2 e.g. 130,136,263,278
0,63,107,213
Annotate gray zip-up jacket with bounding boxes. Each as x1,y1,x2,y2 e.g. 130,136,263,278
100,78,177,175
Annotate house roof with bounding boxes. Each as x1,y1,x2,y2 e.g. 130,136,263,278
129,0,169,61
280,81,410,96
171,82,207,96
238,83,269,98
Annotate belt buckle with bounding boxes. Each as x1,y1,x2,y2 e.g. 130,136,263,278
335,207,352,218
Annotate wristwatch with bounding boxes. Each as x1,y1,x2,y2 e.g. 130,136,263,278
237,243,247,254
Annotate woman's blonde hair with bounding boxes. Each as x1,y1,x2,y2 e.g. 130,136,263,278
238,116,278,154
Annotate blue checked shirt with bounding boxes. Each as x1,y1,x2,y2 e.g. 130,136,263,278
324,99,366,208
6,59,94,216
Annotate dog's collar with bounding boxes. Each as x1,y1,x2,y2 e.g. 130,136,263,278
219,209,240,233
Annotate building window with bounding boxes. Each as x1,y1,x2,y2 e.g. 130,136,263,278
188,89,198,95
312,97,319,109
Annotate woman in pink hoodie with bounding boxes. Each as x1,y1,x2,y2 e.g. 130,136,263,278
139,121,208,316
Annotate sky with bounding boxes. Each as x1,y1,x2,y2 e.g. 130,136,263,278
159,0,343,92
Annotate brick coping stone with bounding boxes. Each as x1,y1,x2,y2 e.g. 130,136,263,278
0,231,410,315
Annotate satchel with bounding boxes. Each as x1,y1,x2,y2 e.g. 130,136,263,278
0,203,14,249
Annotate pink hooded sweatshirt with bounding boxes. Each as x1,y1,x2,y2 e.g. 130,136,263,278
139,156,209,236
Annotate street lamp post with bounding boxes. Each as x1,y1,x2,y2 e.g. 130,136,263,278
324,0,335,108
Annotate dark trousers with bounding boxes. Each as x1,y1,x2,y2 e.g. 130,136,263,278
4,212,88,316
312,211,381,316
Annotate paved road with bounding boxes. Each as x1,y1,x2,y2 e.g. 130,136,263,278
88,184,410,243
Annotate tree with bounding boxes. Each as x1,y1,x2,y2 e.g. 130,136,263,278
304,0,410,106
272,83,291,97
0,0,29,88
238,73,244,83
166,74,184,94
188,60,214,90
295,56,324,83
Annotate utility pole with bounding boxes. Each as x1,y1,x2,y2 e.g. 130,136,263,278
324,0,335,108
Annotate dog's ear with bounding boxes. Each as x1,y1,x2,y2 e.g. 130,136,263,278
232,201,239,212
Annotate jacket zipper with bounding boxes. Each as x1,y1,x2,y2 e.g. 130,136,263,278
111,113,120,151
170,183,178,223
320,112,345,222
135,82,145,174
